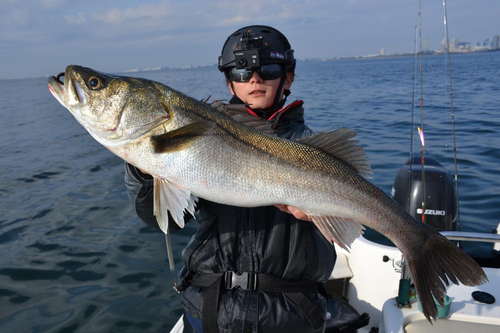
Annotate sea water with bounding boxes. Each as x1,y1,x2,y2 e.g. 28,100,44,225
0,51,499,332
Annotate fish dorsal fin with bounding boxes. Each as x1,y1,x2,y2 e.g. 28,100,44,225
151,122,214,154
297,128,372,177
153,178,198,233
310,215,365,251
219,104,276,135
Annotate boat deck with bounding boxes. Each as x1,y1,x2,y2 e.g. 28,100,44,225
379,266,500,332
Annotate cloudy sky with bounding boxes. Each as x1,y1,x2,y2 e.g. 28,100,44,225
1,0,498,79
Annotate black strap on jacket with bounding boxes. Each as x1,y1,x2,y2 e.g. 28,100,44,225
186,271,326,333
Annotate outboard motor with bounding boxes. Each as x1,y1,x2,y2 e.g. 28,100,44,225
391,156,456,231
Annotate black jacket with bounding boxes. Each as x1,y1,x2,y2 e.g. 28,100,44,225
125,100,336,333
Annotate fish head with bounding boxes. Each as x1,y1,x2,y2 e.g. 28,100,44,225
48,65,171,147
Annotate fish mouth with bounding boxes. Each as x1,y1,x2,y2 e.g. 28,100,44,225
48,66,87,107
47,72,65,105
48,66,116,140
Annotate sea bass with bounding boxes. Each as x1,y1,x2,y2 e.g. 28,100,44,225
48,65,487,322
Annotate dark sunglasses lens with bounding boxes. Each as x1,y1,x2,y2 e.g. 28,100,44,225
258,64,283,80
230,68,252,82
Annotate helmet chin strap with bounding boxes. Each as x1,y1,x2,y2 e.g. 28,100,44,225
229,72,290,119
269,71,289,114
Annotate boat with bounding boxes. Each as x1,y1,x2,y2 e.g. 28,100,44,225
328,229,500,332
361,157,500,332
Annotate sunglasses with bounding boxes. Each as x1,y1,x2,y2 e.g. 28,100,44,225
229,64,283,82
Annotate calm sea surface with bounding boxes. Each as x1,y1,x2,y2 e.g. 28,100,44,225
1,52,499,332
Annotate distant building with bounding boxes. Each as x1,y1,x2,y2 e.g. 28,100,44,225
492,35,500,50
450,38,459,51
424,36,430,52
441,38,449,52
458,41,471,50
484,39,490,48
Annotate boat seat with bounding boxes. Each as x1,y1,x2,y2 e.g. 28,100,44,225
325,293,370,333
330,252,353,280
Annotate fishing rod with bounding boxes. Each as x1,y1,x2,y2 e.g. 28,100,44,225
398,22,422,311
418,0,426,223
442,0,461,233
397,0,463,308
407,25,418,212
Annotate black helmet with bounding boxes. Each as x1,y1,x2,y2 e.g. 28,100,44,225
218,25,296,74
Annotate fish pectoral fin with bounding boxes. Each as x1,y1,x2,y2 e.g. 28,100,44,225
151,122,214,153
153,178,198,233
310,215,365,251
296,128,372,178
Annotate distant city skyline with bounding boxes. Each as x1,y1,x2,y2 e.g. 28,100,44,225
440,34,500,53
285,32,500,61
369,33,500,57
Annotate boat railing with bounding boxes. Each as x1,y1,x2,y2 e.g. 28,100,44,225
441,231,500,243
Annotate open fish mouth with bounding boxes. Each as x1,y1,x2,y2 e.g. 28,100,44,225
47,66,86,107
47,66,113,140
47,72,65,105
55,72,65,85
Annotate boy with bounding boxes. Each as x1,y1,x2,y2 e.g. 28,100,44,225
125,25,336,333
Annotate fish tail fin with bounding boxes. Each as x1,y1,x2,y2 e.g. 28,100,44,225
407,231,488,322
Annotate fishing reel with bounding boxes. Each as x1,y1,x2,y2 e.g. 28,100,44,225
383,255,404,274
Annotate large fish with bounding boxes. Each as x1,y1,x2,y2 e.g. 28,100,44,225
48,65,487,322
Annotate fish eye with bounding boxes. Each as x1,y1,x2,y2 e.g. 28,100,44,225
88,76,102,90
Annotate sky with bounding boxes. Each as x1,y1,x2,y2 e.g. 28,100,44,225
0,0,498,80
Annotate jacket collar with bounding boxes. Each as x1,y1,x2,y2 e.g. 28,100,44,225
228,96,305,129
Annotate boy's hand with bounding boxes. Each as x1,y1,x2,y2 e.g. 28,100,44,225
274,205,310,221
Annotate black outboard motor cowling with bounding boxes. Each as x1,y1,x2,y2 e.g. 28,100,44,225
391,156,457,232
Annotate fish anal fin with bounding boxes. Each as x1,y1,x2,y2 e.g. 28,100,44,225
153,178,198,234
151,122,214,153
297,128,372,178
310,215,365,251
